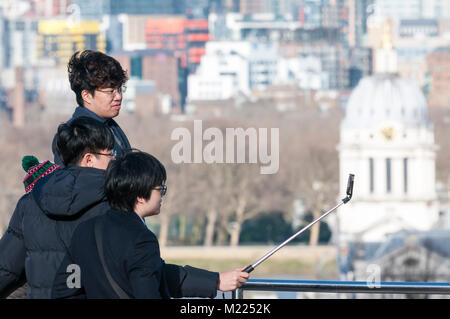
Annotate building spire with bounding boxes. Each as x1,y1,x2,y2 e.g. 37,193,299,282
375,18,398,74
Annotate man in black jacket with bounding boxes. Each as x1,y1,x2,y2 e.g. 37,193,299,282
0,117,116,298
52,151,249,299
52,50,131,166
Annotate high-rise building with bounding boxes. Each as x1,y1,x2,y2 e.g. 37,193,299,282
239,0,270,14
187,41,279,100
427,47,450,108
37,20,106,66
73,0,187,19
213,12,340,42
0,15,38,69
145,17,210,72
238,0,299,16
374,0,450,20
348,0,374,47
366,9,450,89
113,52,185,110
109,0,186,15
29,0,73,17
300,0,323,28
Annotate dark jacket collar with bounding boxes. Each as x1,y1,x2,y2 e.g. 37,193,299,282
73,106,109,124
109,209,147,225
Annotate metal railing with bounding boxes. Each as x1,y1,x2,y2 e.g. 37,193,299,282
231,279,450,299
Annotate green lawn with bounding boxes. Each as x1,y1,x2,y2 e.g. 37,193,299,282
164,258,338,279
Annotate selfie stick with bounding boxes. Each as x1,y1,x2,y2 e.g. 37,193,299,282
243,174,354,274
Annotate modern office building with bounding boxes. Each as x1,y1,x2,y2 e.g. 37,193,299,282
187,40,278,100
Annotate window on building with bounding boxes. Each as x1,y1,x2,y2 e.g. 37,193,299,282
386,158,392,193
404,158,408,194
369,158,374,193
131,56,142,79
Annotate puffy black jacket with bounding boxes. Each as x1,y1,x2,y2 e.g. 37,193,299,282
0,166,109,298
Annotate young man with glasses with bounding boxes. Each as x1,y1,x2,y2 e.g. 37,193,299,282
52,151,249,299
0,117,116,298
52,50,131,166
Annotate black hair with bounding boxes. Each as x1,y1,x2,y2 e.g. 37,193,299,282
105,150,167,212
68,50,128,107
55,117,115,166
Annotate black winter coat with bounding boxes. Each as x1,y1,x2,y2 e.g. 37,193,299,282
0,167,109,298
52,210,219,299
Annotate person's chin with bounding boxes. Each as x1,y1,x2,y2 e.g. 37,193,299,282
150,209,160,216
111,106,121,116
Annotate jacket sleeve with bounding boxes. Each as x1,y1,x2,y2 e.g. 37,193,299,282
0,197,27,298
125,230,163,299
163,264,219,299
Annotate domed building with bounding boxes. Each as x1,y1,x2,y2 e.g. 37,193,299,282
337,74,439,242
336,19,439,243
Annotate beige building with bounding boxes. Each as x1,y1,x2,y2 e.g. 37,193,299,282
427,47,450,108
367,17,450,89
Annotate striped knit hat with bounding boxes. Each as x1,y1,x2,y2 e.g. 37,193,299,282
22,155,61,193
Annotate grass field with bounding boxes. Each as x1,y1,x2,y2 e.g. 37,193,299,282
161,245,338,279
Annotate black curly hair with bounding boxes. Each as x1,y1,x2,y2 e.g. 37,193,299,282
68,50,129,107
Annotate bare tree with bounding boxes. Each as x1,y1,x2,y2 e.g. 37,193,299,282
279,108,341,246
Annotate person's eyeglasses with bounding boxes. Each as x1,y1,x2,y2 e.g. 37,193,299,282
91,151,116,159
153,184,167,196
96,85,127,96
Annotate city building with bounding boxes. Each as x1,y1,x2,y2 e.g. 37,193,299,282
337,73,439,243
427,47,450,108
209,12,340,43
208,11,351,89
117,15,209,72
348,47,373,88
36,20,106,66
29,0,73,18
374,0,450,20
276,55,327,90
114,52,184,110
237,0,299,16
335,26,440,243
121,78,172,116
348,0,374,47
349,230,450,298
298,0,323,28
0,16,38,69
73,0,186,19
187,41,278,100
145,17,209,72
279,42,350,90
367,16,450,89
239,0,270,14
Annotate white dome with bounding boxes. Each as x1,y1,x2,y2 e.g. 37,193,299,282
342,74,432,130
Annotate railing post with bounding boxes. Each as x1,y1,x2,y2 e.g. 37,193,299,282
231,288,244,299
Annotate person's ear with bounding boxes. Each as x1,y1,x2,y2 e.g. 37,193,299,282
79,153,96,168
136,197,147,205
81,90,93,106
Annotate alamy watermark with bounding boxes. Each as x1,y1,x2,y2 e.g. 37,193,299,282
66,264,81,289
171,120,280,175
